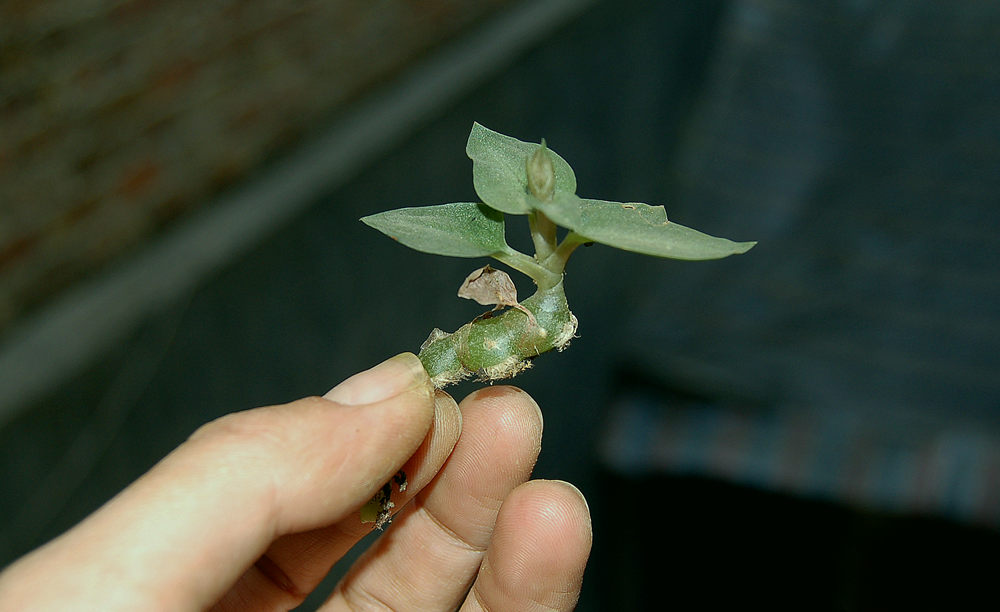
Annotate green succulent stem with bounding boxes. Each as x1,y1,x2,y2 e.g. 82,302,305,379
418,279,577,388
491,246,562,290
528,210,558,261
544,231,589,272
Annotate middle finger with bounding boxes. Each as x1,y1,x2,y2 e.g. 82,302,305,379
324,385,543,611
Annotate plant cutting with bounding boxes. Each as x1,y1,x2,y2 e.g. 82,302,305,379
363,123,755,387
357,123,755,527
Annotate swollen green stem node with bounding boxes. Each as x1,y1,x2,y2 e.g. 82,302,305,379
418,279,577,388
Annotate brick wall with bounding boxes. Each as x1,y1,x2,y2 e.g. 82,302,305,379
0,0,510,333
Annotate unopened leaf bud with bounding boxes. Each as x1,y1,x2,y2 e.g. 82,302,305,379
526,140,556,202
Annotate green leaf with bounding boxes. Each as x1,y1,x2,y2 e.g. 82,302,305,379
466,122,577,215
570,199,756,260
361,202,507,258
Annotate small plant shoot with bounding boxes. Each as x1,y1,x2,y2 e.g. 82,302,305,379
362,123,756,389
359,123,755,527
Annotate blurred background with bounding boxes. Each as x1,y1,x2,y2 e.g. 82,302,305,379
2,0,999,609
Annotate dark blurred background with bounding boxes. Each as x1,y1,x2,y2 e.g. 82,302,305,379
2,0,999,609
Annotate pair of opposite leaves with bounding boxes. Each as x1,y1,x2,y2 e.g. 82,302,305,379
361,123,755,265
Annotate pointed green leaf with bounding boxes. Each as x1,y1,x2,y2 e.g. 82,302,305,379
361,202,507,258
571,199,756,260
466,122,577,215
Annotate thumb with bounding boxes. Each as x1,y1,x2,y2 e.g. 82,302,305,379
0,353,435,611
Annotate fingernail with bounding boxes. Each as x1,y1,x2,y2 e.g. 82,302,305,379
324,353,429,405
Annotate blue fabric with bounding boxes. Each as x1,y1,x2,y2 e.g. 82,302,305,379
602,395,1000,526
606,0,1000,526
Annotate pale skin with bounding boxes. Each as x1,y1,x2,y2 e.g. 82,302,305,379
0,353,592,610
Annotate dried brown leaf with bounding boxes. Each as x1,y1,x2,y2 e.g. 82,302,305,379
458,265,520,307
457,265,536,325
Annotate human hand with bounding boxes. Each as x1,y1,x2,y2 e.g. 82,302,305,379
0,353,591,610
